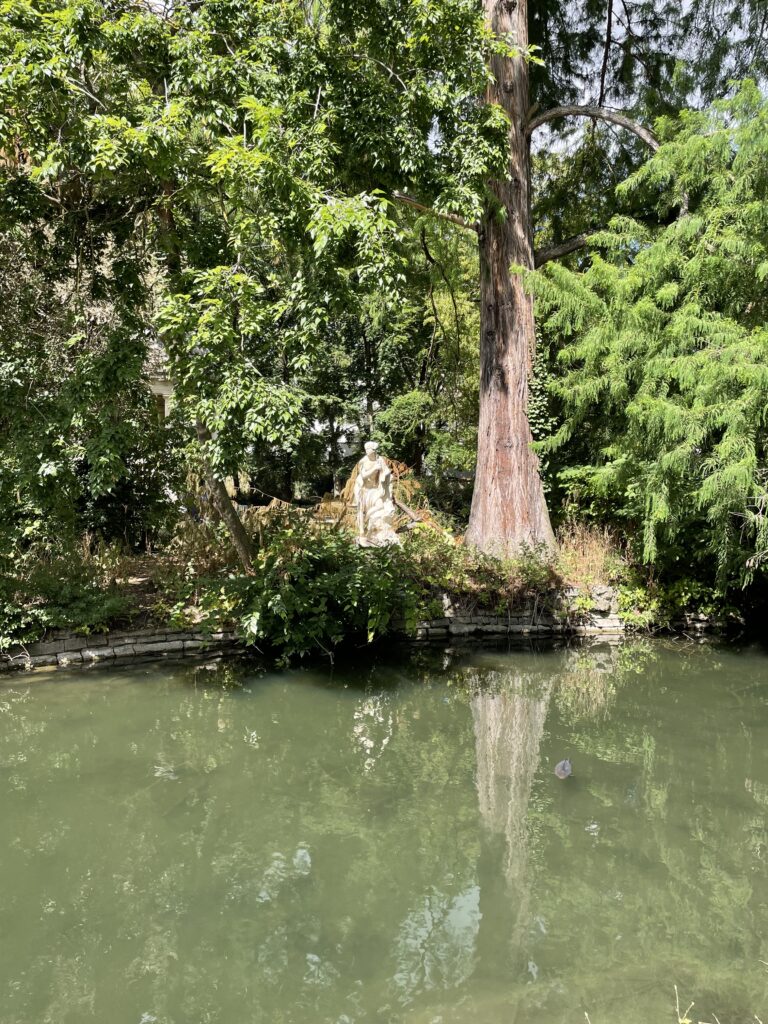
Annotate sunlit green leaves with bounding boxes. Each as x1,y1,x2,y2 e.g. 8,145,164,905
208,515,418,659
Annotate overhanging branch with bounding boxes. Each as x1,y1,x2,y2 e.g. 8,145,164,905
392,191,478,233
534,232,597,267
527,105,659,151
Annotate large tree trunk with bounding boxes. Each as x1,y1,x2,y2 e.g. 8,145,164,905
465,0,555,556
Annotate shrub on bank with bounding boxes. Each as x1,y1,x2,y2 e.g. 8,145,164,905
0,512,745,659
158,515,563,660
0,546,132,650
197,519,421,660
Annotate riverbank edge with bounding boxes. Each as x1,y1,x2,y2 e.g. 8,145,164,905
0,626,242,673
396,583,624,642
0,584,724,673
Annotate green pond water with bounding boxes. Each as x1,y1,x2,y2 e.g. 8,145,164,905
1,640,767,1024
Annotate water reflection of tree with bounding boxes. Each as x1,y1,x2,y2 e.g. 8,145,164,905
3,643,768,1024
471,667,552,964
394,646,608,1022
424,641,661,1022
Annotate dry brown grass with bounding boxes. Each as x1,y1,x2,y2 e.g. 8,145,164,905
556,520,626,586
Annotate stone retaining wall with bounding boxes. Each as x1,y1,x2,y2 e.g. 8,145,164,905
0,626,240,673
405,584,624,641
0,585,625,673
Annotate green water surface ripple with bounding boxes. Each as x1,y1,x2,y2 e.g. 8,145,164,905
1,640,767,1023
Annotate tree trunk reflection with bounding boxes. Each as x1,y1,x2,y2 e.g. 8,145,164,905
471,668,552,988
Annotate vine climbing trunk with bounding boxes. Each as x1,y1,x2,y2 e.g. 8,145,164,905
465,0,555,556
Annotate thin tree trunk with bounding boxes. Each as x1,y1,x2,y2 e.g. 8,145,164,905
279,353,294,502
157,182,254,573
195,420,254,574
362,327,376,434
328,412,341,494
465,0,555,557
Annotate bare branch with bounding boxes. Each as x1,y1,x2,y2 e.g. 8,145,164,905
534,233,597,267
598,0,614,107
392,191,478,233
65,77,106,109
528,105,659,151
350,54,408,92
421,226,463,372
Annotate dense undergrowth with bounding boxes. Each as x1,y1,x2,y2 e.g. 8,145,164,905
0,511,743,661
0,547,132,650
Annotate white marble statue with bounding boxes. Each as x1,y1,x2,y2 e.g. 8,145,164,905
354,442,401,547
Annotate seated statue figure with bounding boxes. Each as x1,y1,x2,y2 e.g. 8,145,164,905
354,442,401,547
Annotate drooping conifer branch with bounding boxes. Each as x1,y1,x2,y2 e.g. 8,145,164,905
527,105,659,151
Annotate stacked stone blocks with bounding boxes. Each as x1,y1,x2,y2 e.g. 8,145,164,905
1,627,238,672
1,586,624,672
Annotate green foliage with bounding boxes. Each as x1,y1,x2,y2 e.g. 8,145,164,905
0,548,132,649
617,578,663,632
0,0,503,489
616,572,740,631
195,518,419,661
402,527,559,612
527,347,558,494
0,231,182,562
530,84,768,590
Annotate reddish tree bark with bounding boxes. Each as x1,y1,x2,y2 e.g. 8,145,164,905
465,0,555,556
